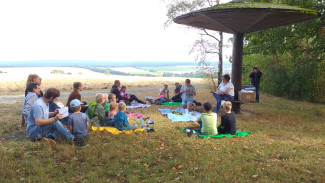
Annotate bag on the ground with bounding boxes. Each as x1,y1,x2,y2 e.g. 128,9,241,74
86,101,97,119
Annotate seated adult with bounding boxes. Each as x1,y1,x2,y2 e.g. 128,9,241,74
171,82,182,102
213,74,234,113
180,79,196,111
26,88,74,145
66,82,88,113
110,80,145,104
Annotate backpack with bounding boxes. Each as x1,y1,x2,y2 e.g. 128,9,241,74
86,101,97,119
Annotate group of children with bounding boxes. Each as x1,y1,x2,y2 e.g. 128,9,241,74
22,75,237,147
195,101,236,136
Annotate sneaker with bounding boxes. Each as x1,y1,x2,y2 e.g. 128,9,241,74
41,137,56,146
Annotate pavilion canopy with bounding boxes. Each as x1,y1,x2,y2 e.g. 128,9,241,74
174,3,320,34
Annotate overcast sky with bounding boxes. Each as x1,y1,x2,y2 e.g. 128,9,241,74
0,0,232,62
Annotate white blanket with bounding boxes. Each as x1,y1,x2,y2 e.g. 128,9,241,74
158,108,201,122
126,102,151,109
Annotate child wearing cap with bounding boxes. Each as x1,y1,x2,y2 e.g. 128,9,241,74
114,103,138,131
196,102,218,135
218,101,236,135
68,99,90,147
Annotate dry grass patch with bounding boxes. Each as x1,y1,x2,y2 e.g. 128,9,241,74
0,88,324,182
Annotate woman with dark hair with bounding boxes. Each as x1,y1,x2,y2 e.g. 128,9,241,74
110,80,145,104
212,74,234,114
66,82,88,113
171,82,182,102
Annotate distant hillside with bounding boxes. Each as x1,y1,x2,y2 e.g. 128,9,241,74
0,60,232,68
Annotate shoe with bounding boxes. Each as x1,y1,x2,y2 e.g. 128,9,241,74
41,137,56,146
149,100,154,104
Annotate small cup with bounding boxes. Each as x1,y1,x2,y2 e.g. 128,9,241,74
185,109,189,114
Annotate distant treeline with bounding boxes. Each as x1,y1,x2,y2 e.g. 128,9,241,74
88,67,204,78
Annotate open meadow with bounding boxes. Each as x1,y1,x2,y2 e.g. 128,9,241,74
0,77,324,182
0,67,206,95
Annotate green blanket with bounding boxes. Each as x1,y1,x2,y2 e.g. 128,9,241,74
180,129,251,138
161,102,182,106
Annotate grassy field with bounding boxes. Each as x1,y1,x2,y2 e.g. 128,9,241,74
0,87,325,182
0,76,205,95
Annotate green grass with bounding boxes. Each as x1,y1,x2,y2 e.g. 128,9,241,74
0,88,324,182
139,66,196,72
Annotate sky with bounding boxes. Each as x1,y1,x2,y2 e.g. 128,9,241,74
0,0,232,63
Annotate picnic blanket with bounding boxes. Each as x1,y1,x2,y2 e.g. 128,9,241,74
160,102,182,106
125,112,143,119
126,102,151,109
91,126,145,134
180,128,251,138
158,108,201,122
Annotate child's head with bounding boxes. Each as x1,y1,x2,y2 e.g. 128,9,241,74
121,86,126,92
95,93,105,103
73,82,83,91
223,101,232,112
103,94,109,103
203,102,212,112
108,93,116,102
118,102,126,112
70,99,82,113
26,82,40,95
109,102,118,111
163,84,168,90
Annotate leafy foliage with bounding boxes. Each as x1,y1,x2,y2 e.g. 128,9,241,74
243,0,325,103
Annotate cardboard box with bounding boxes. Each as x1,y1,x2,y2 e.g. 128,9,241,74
238,91,256,103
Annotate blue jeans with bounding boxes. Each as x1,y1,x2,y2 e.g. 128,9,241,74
28,121,74,142
126,124,138,130
154,98,168,104
213,93,234,113
100,120,115,127
128,95,145,104
254,84,260,102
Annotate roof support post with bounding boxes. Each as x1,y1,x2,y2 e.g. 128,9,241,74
231,33,244,113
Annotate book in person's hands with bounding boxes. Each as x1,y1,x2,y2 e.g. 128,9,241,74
59,106,69,118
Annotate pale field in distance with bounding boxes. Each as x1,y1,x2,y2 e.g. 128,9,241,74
110,67,154,74
0,67,206,95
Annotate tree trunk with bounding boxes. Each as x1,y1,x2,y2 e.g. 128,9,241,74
218,31,223,85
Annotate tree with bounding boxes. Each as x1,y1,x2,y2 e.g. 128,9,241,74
243,0,325,102
164,0,227,86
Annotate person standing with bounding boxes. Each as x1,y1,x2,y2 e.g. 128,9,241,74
249,66,262,102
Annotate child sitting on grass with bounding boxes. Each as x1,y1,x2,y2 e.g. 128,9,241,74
195,102,218,135
150,84,169,105
120,86,146,104
218,101,236,135
105,93,116,113
68,99,90,147
92,93,114,127
108,102,118,117
114,103,138,131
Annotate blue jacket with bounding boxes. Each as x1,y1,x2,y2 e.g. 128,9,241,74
114,112,129,131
